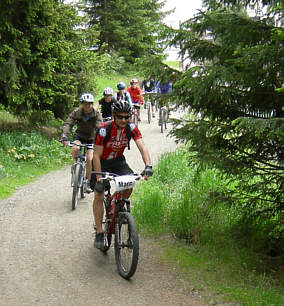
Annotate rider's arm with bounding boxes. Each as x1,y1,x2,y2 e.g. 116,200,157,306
95,110,103,128
61,109,76,144
135,138,151,166
93,145,104,181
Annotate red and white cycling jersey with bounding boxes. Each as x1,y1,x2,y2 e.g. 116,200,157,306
127,86,143,105
95,121,142,160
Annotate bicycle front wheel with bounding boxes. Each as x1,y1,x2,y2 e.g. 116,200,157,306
100,198,112,253
147,103,151,124
114,212,139,279
160,108,164,133
72,164,80,210
164,109,167,130
80,164,86,199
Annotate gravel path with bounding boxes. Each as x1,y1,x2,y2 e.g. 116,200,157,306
0,110,205,306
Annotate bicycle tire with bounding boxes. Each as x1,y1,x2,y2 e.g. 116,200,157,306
100,198,112,253
147,103,151,124
160,108,164,133
80,164,86,199
72,164,80,210
114,212,139,279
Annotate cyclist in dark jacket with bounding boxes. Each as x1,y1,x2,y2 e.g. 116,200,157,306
98,87,117,121
61,92,102,193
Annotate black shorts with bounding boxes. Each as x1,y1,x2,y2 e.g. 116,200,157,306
90,155,133,191
73,134,94,145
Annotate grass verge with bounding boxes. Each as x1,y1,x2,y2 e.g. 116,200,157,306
132,149,284,305
0,130,71,200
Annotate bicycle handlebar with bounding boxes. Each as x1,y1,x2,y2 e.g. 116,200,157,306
92,171,143,181
67,142,94,150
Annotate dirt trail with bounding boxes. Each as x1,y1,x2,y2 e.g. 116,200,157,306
0,110,205,306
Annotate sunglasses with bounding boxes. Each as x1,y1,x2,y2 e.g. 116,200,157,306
116,115,130,120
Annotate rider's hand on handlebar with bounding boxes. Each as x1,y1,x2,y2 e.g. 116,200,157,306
141,165,153,180
60,137,68,146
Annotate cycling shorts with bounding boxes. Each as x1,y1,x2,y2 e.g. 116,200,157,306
90,155,133,191
73,134,94,145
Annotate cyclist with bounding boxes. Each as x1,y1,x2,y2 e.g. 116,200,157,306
156,80,172,125
92,101,153,249
61,92,102,193
116,82,132,107
127,78,143,122
142,78,156,118
98,87,117,122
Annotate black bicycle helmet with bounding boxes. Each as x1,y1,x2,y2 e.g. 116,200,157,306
117,82,126,90
112,101,132,114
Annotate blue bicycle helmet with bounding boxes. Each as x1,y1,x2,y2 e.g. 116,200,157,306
117,82,126,90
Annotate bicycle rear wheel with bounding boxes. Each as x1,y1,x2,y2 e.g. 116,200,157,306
100,197,112,253
114,212,139,279
72,164,80,210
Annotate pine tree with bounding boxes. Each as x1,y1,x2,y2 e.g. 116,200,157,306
0,0,103,122
166,0,284,243
85,0,168,62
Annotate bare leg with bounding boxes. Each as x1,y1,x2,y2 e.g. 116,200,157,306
86,149,93,181
93,192,104,233
71,140,81,160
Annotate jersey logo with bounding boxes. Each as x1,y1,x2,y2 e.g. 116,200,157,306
129,123,136,131
99,128,106,137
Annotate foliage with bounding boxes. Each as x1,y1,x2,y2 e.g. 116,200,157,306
84,0,169,62
149,0,284,238
0,130,71,199
132,149,284,305
0,0,104,123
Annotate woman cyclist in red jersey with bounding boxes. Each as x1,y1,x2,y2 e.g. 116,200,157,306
126,78,143,121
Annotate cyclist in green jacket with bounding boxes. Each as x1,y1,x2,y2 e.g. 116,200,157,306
61,93,102,193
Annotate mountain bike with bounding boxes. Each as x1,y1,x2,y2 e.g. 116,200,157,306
69,142,93,210
145,98,152,124
159,105,168,133
93,171,142,279
131,105,139,126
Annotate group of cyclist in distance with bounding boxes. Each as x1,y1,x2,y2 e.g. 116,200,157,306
60,78,155,249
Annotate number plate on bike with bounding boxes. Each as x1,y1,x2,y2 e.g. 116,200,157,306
114,175,136,192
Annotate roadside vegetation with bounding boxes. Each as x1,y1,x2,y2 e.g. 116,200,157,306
132,149,284,305
0,113,71,200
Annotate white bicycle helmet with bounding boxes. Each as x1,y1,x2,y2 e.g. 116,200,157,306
103,87,114,95
130,78,138,84
80,92,94,103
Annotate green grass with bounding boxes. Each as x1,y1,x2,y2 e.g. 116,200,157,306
164,60,181,70
0,130,72,200
157,239,283,305
94,71,142,102
132,149,284,305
